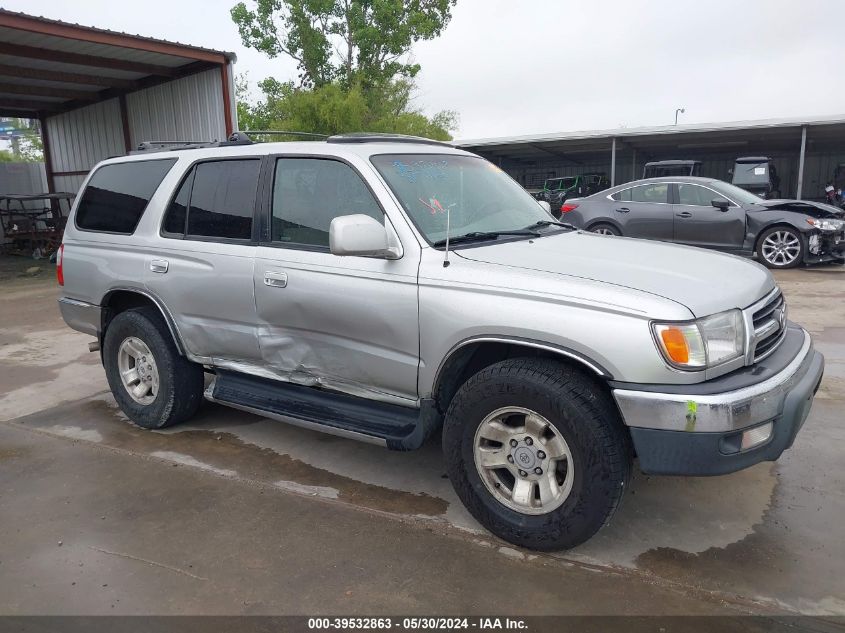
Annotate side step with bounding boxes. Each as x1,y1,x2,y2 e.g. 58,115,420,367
206,370,440,451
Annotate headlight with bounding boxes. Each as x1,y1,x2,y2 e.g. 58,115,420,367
652,309,745,370
806,217,845,231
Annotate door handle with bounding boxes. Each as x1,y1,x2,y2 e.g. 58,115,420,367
676,211,693,218
149,259,169,273
264,271,288,288
615,207,630,213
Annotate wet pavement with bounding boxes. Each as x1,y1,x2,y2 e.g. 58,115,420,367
1,266,843,615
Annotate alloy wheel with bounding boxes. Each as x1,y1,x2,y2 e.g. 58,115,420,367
473,406,575,515
117,336,159,405
761,230,800,266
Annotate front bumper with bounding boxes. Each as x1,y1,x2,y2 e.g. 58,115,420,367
612,326,824,475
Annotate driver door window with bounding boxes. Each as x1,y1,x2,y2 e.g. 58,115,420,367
272,158,383,248
677,184,718,207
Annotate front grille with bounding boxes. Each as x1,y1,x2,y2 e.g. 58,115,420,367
751,292,787,362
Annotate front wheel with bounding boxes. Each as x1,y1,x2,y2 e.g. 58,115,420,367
442,358,632,551
757,226,803,269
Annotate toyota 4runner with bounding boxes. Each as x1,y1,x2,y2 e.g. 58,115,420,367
57,133,824,550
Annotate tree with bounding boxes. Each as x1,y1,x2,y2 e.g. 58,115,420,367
231,0,456,88
0,118,43,162
236,74,458,140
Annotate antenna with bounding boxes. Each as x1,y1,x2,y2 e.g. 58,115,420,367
443,204,451,268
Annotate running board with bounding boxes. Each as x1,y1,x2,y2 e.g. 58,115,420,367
205,370,440,451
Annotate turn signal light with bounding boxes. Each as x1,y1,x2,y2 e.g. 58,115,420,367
659,327,689,364
560,203,579,213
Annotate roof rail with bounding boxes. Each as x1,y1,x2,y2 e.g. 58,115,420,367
132,132,255,154
327,132,453,147
245,130,328,139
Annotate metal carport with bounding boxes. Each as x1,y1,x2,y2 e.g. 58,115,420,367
458,115,845,200
0,9,238,193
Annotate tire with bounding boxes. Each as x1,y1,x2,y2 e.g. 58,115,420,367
589,223,620,236
102,307,204,429
443,358,632,551
756,226,803,269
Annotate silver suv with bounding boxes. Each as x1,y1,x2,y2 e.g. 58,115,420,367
57,133,824,550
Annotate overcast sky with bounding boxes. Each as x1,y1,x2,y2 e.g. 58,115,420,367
6,0,845,139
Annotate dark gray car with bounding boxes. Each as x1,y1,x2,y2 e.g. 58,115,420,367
561,176,845,268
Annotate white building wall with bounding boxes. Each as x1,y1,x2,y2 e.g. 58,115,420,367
45,98,125,193
126,68,227,146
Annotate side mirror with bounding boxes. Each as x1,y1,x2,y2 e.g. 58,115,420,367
538,200,551,213
711,198,730,211
330,214,396,258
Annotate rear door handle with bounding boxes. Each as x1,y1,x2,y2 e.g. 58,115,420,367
676,211,693,218
149,259,169,273
615,207,630,213
264,271,288,288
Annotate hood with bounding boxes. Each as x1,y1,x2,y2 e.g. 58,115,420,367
455,231,775,318
759,199,844,219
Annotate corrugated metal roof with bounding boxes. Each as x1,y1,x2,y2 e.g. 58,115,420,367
0,9,236,62
0,9,236,118
457,114,845,148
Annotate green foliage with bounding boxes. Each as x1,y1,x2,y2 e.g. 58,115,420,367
231,0,456,88
236,74,458,141
0,118,43,162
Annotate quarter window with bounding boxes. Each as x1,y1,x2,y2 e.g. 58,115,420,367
76,159,176,233
271,158,383,248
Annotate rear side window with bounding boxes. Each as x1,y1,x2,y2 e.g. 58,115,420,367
161,159,260,241
76,159,176,233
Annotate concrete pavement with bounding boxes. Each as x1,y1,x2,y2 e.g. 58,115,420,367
1,265,843,615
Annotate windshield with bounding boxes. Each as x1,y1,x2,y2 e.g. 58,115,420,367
371,154,554,245
545,177,575,191
732,162,770,185
709,180,768,205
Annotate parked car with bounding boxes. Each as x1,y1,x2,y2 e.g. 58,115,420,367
58,135,824,551
539,173,609,207
642,160,701,179
561,176,845,268
731,156,781,199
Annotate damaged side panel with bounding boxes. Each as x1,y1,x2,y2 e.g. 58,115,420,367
251,246,421,404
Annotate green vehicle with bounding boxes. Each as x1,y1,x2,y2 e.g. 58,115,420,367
540,173,610,209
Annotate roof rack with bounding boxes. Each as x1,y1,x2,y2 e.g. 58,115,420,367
132,132,255,154
245,130,328,139
327,132,453,147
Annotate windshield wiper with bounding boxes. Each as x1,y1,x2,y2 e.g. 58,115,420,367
432,229,541,247
526,219,577,231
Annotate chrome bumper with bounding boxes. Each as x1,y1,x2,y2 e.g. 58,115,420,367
613,330,815,434
58,297,102,337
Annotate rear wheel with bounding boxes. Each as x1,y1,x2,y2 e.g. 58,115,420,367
103,307,204,429
443,358,632,551
757,226,803,269
590,223,620,236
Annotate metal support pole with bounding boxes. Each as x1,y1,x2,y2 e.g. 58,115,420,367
631,148,636,182
610,137,617,187
796,125,807,200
